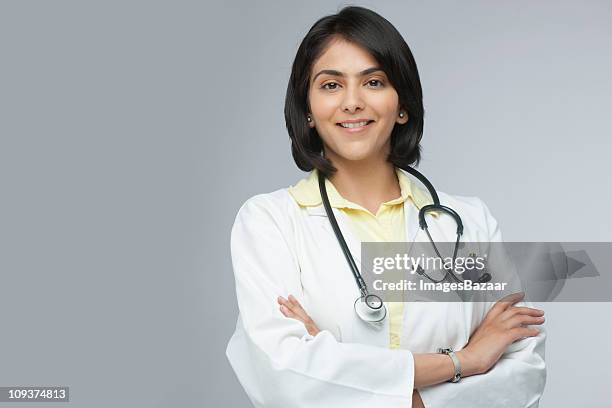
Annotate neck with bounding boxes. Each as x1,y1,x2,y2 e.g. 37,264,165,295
325,151,401,215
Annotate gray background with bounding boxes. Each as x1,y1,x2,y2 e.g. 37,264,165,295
1,0,610,407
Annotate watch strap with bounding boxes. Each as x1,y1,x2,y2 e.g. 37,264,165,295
437,347,462,383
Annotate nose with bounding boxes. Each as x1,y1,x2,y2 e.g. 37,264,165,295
341,84,365,113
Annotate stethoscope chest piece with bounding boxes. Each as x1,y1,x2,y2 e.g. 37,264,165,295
354,294,387,324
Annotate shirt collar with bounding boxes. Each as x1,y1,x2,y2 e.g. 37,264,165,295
288,167,436,215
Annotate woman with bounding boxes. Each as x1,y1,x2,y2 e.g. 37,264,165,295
226,6,546,407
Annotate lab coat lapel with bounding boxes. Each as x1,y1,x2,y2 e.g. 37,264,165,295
404,199,421,243
305,206,362,268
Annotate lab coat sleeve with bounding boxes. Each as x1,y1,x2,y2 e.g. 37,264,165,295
418,198,547,408
225,195,416,408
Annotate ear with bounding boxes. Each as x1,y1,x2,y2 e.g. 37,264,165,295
397,109,409,125
307,113,315,128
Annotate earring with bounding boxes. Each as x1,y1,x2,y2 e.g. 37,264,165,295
307,116,312,122
399,112,405,118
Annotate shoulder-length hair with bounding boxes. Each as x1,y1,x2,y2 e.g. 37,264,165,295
284,6,425,177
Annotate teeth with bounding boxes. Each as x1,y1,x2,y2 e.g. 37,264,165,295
340,121,370,128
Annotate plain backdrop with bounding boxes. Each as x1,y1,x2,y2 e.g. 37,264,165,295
1,1,611,407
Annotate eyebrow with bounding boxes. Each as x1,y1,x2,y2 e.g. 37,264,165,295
312,67,384,83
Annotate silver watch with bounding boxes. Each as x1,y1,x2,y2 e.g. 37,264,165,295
437,347,462,383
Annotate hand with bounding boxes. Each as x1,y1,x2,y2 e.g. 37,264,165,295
459,292,544,376
277,294,321,336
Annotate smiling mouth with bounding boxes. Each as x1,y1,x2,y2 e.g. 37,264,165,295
336,120,375,129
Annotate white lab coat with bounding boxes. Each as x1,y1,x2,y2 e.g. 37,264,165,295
226,171,546,408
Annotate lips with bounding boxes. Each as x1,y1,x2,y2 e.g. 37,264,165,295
336,120,374,128
335,120,375,132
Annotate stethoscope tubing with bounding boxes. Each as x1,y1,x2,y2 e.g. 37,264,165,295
317,165,490,323
318,172,368,297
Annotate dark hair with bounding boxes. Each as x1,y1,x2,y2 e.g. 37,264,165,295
284,5,425,177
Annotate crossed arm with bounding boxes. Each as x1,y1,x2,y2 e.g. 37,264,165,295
278,293,545,407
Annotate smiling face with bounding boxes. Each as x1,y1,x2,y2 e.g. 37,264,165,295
307,37,408,165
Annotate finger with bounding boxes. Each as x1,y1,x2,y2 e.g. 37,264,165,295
279,295,315,326
486,292,525,320
291,302,313,323
499,291,525,306
279,294,295,309
279,304,295,318
509,326,540,341
278,298,309,325
505,314,545,329
278,297,299,317
279,296,298,310
495,292,525,311
503,306,544,320
286,294,312,321
288,294,304,308
288,294,307,313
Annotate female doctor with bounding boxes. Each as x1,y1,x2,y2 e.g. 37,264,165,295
226,6,546,407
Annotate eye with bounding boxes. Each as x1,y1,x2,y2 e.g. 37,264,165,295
367,79,384,87
321,82,340,90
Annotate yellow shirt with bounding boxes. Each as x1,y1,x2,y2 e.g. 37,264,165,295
288,167,429,349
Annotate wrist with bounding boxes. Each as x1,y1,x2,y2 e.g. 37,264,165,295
455,349,481,377
437,348,462,382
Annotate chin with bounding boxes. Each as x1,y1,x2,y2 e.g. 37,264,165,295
324,136,384,162
335,149,377,162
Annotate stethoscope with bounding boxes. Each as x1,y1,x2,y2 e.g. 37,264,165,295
318,166,492,325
